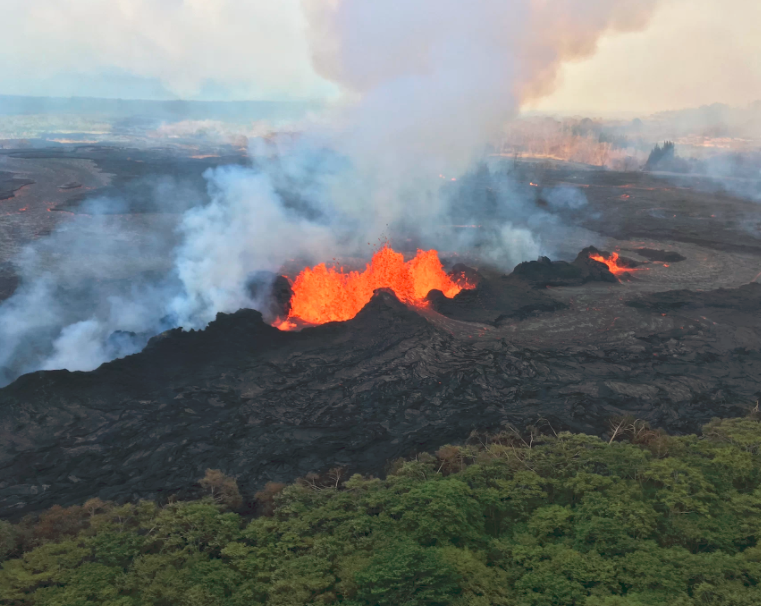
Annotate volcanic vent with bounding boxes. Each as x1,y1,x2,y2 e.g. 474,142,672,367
275,245,474,329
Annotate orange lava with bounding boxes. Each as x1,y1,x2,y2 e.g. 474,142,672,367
277,245,473,328
589,252,637,276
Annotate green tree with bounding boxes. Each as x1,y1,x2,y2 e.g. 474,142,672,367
353,539,461,606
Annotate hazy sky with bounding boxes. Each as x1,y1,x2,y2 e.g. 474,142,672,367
529,0,761,114
0,0,336,101
0,0,758,113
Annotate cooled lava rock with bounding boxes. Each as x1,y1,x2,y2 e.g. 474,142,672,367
427,276,566,324
0,172,34,201
511,256,585,287
509,254,616,288
2,283,760,519
509,246,635,289
429,246,634,324
448,263,483,287
573,246,623,281
627,282,761,313
635,248,687,263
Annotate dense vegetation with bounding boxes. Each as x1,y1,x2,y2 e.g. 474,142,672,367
1,415,761,605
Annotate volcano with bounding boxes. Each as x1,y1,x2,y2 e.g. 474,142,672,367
1,247,760,519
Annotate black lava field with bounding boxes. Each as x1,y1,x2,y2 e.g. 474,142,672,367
1,147,761,518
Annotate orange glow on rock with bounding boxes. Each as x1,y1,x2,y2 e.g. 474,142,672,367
277,245,473,328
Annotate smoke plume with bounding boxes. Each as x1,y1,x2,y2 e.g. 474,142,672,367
0,0,663,385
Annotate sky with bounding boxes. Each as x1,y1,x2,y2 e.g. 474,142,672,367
0,0,758,113
528,0,761,115
0,0,337,101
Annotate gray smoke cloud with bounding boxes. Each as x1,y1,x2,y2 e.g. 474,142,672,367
0,0,662,385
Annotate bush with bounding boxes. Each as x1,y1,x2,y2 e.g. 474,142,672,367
199,468,243,510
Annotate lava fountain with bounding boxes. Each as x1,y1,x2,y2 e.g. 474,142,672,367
276,245,473,329
589,251,639,276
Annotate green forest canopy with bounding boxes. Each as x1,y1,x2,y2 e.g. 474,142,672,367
1,415,761,605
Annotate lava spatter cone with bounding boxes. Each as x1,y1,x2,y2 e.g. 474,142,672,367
574,246,642,281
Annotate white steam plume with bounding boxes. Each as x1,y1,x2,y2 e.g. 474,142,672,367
0,1,662,384
298,0,661,232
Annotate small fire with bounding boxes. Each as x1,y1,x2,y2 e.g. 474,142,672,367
589,251,637,276
277,245,473,328
529,182,539,187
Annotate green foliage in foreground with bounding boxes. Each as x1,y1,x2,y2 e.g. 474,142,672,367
2,417,761,605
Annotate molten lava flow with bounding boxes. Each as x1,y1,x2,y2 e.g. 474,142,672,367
589,251,637,276
278,246,473,327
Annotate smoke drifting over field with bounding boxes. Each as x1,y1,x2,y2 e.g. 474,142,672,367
302,0,661,197
0,0,664,384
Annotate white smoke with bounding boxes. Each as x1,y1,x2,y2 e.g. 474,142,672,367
170,162,344,327
0,0,663,384
295,0,662,235
42,320,108,372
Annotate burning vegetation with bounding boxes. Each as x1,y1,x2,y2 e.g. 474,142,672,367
277,245,473,329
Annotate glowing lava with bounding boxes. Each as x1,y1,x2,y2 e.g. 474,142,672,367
277,245,473,328
589,251,637,276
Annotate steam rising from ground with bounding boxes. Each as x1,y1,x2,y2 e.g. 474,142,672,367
0,0,662,384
